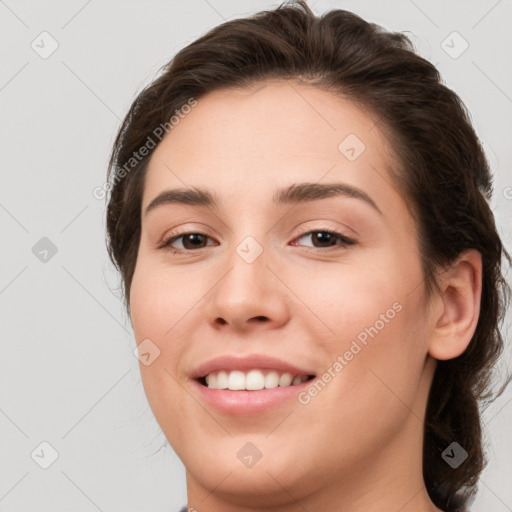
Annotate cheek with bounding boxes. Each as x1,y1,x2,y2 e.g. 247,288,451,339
129,260,188,423
302,246,428,406
298,294,428,467
129,253,199,341
293,247,422,344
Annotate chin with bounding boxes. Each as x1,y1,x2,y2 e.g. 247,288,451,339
187,461,313,508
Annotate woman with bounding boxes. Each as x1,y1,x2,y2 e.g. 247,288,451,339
104,1,510,510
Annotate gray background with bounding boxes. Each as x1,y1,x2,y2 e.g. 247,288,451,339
1,0,511,511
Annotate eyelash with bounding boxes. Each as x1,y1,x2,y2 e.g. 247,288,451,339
158,227,356,255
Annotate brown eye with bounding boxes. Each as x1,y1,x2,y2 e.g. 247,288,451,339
293,230,356,250
179,233,209,250
160,232,215,253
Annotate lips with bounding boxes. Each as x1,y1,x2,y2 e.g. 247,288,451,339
190,354,315,417
190,354,316,384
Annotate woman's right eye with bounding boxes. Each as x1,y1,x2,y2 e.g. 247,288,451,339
159,232,216,254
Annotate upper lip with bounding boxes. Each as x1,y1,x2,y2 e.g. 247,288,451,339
190,354,316,380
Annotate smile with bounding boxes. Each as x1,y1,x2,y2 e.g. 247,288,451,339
190,354,317,415
202,369,313,390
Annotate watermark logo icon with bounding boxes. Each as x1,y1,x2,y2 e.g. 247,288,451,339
441,32,469,59
133,338,161,366
32,237,58,263
237,442,263,468
338,134,366,162
31,32,59,59
31,441,59,469
236,236,263,264
442,442,468,469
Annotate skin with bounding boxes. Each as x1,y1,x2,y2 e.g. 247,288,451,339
129,80,482,512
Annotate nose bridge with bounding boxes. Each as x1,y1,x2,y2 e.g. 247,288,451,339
206,230,289,329
219,233,273,306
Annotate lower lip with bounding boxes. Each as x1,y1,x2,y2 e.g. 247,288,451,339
191,379,313,415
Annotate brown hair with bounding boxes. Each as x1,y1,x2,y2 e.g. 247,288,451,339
104,1,511,509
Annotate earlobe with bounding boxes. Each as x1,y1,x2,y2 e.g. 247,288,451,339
428,249,483,361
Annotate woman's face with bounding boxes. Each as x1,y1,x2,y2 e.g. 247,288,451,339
130,81,438,506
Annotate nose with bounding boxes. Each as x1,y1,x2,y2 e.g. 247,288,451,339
205,242,290,333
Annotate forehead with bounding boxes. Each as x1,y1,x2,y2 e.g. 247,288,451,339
142,80,398,211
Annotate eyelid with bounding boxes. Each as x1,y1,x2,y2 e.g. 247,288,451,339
156,223,218,246
292,223,354,240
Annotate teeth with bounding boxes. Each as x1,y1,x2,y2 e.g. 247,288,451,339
216,370,228,389
265,371,279,389
279,373,293,387
205,373,215,388
292,376,303,386
228,370,246,390
246,370,265,390
204,370,310,390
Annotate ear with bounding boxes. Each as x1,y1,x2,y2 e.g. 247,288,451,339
428,249,482,360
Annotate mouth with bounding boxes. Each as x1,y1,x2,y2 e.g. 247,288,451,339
198,369,316,390
189,354,317,415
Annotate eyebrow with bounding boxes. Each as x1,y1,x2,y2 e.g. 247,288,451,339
143,182,382,217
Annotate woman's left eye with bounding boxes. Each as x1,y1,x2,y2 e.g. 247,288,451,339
292,229,356,250
158,229,356,254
